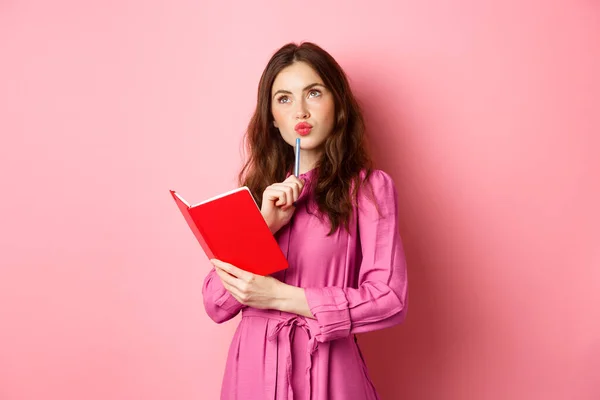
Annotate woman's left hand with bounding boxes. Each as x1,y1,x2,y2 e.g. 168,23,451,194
211,259,282,309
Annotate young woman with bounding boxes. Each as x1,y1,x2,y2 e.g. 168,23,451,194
202,42,408,400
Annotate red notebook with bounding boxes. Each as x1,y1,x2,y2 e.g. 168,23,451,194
169,187,288,276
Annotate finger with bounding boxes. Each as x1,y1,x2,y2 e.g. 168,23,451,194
284,175,305,192
217,274,246,303
270,184,294,208
279,183,301,210
229,291,245,304
264,187,287,207
212,259,241,278
283,177,304,203
212,259,253,283
214,266,240,288
277,182,300,203
214,268,250,303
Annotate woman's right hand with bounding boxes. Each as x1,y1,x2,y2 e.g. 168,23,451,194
260,175,305,234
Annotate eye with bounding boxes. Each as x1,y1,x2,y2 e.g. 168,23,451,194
277,96,290,104
308,89,321,98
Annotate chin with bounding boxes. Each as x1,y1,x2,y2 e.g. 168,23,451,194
283,132,326,149
297,137,323,149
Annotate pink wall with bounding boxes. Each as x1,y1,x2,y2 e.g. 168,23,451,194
1,1,598,399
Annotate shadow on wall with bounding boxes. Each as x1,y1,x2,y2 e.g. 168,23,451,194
348,61,451,400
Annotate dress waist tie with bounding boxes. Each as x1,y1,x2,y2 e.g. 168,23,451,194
242,307,318,400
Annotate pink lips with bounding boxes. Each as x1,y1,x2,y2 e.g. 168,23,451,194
294,122,312,136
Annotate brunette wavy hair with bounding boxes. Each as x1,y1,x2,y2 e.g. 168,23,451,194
238,42,373,235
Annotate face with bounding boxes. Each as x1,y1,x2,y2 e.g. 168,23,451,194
271,61,336,157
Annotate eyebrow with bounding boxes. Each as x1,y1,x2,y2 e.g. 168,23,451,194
272,83,326,99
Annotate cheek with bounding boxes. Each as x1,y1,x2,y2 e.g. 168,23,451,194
271,106,289,127
271,107,280,122
316,99,336,127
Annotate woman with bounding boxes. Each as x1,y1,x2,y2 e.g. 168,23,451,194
202,42,408,400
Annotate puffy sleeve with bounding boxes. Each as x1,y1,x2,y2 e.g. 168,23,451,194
304,169,408,343
202,268,244,323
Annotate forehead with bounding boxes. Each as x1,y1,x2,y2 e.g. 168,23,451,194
271,61,324,93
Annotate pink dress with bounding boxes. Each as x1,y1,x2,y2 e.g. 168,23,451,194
202,169,408,400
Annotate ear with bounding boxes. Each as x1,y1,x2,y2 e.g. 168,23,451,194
273,120,279,128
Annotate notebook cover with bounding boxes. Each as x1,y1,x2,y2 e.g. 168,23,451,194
170,188,288,276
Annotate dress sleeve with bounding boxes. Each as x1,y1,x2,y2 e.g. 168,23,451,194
304,170,408,343
202,268,244,323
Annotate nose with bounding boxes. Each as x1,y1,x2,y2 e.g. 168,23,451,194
295,99,310,119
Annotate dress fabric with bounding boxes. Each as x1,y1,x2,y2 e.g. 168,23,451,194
202,168,408,400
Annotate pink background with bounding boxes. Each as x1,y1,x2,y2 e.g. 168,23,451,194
1,1,598,399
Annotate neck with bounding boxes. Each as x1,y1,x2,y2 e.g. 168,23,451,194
297,149,321,175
